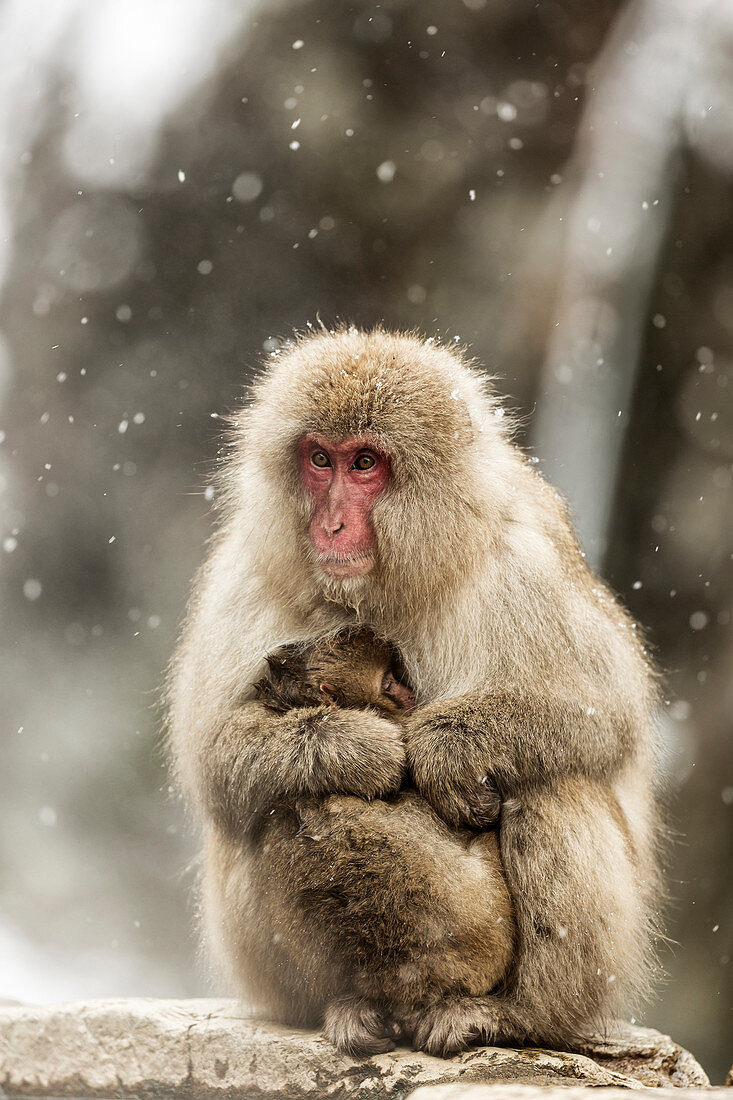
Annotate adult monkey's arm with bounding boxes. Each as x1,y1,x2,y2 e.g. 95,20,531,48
404,688,661,1055
404,689,642,828
192,702,406,837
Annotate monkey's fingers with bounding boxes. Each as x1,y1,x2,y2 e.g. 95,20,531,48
417,777,496,831
252,677,290,713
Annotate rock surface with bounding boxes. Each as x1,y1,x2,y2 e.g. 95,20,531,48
410,1088,727,1100
0,999,710,1099
573,1025,711,1088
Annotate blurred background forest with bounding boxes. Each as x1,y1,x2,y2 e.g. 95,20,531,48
0,0,731,1082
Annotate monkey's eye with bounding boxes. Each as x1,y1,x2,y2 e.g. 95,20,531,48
311,451,331,468
353,453,376,471
381,675,395,695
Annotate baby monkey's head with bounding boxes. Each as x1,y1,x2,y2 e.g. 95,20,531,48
255,627,416,719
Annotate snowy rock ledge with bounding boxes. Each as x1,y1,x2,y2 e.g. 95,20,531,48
0,999,712,1099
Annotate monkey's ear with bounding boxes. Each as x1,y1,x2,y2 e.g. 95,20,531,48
265,643,301,673
319,681,343,707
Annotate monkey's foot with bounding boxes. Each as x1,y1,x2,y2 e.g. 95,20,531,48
323,994,397,1056
408,995,505,1057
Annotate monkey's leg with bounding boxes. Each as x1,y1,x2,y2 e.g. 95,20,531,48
203,818,356,1030
204,810,402,1052
206,793,515,1055
410,776,656,1057
290,792,515,1053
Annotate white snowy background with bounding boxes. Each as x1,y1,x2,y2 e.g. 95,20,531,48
0,0,731,1082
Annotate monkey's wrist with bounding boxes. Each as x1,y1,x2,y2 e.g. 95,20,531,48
410,770,501,829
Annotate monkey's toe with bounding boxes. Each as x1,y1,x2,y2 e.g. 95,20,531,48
410,996,499,1058
386,1016,404,1043
323,994,395,1057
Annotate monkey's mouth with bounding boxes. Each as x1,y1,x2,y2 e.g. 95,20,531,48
316,550,375,579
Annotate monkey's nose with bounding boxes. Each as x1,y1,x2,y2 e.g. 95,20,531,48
322,519,344,536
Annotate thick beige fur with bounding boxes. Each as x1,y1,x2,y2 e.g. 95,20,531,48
168,326,663,1056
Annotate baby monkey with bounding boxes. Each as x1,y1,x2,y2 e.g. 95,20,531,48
248,627,514,1054
255,628,500,824
254,627,417,720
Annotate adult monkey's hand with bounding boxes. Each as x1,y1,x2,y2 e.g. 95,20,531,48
405,698,504,828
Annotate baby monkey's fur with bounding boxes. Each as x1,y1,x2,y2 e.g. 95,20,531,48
248,627,515,1053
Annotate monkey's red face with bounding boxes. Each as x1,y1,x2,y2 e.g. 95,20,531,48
298,434,390,579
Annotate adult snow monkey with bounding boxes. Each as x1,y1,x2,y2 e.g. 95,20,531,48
168,327,662,1058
